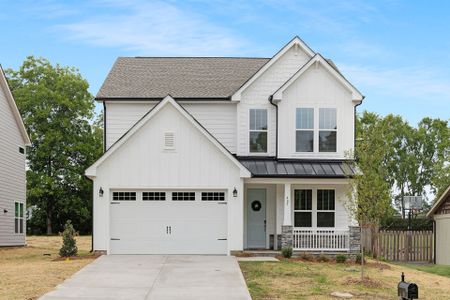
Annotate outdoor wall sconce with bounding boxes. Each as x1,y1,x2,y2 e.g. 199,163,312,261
99,187,104,197
233,187,238,198
3,209,7,214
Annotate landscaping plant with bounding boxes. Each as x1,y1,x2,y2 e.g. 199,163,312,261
336,254,347,263
59,220,78,257
281,246,293,258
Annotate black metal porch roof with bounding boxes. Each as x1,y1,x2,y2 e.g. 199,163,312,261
238,158,356,178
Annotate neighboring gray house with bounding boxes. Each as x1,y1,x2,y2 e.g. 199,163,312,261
0,65,31,246
427,186,450,265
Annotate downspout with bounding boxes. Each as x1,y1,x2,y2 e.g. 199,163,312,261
268,95,278,158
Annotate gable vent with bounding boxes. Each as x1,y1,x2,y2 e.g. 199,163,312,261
164,132,175,150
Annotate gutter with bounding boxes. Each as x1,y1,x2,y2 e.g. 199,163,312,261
268,95,278,158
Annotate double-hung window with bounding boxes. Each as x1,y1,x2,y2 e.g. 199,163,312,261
296,108,314,152
295,107,337,152
319,108,337,152
249,109,267,153
294,190,312,227
317,190,335,227
15,202,24,234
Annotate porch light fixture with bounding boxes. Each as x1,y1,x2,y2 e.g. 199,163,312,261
99,187,104,197
233,187,238,198
3,209,7,214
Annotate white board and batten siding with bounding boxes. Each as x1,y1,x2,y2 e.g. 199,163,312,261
94,103,244,253
0,82,27,246
105,101,237,153
278,62,355,159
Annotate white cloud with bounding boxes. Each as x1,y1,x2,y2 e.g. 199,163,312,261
340,63,450,102
53,0,246,56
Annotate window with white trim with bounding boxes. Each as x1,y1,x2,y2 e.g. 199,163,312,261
172,192,195,201
112,192,136,201
319,108,337,152
143,192,166,201
296,108,314,152
296,107,337,153
249,109,267,153
317,189,335,227
294,190,312,227
15,202,24,234
201,192,225,201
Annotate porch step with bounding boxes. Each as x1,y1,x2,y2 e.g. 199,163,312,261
233,250,351,258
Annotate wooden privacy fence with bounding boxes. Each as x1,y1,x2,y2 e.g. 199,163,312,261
378,230,433,262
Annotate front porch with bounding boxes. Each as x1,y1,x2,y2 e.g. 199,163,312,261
243,178,360,253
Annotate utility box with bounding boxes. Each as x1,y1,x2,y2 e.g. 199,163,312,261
398,273,418,300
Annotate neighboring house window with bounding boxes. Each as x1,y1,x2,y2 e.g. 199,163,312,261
15,202,24,234
317,189,335,227
296,108,314,152
112,192,136,201
172,192,196,201
319,108,337,152
143,192,166,201
249,109,267,153
201,192,225,201
294,190,312,227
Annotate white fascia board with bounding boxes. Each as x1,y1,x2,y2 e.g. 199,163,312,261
231,36,315,101
85,95,251,178
0,65,31,146
426,185,450,218
272,54,364,102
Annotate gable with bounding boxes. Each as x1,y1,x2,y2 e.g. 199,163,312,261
231,36,314,101
272,55,363,102
428,186,450,217
86,96,251,179
0,66,30,146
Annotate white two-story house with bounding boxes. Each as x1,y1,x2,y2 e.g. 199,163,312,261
86,37,363,255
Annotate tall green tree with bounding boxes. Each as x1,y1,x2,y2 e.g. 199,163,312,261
6,56,102,234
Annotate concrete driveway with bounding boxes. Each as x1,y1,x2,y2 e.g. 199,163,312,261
40,255,251,300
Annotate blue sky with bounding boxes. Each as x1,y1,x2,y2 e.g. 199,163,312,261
1,0,449,124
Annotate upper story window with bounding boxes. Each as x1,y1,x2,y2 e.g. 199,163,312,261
249,109,267,153
319,108,337,152
295,107,337,153
296,108,314,152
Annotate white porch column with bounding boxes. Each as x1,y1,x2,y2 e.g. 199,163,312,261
283,183,292,226
281,183,293,248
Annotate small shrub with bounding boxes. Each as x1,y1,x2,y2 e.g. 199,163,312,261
316,254,329,262
281,246,293,258
300,252,314,261
355,254,366,264
59,220,78,257
336,254,347,263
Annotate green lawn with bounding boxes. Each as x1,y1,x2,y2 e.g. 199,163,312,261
239,259,450,300
396,263,450,278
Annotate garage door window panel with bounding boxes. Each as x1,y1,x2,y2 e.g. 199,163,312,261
143,192,166,201
112,192,136,201
201,192,225,201
172,192,196,201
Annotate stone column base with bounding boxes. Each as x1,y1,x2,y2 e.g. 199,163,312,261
349,226,361,254
281,225,293,248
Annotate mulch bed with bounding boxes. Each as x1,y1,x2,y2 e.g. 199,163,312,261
52,254,101,261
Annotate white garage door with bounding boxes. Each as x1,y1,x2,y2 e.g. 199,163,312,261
109,191,228,255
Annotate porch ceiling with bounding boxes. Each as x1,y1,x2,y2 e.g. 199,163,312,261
238,158,356,178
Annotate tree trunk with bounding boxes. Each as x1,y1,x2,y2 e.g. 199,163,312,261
46,203,53,235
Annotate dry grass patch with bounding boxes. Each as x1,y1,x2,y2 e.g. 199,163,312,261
240,258,450,300
0,235,97,300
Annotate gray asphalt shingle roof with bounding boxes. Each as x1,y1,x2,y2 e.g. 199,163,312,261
238,158,356,178
96,57,270,99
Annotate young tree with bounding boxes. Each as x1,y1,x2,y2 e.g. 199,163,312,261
6,57,102,234
59,220,78,257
